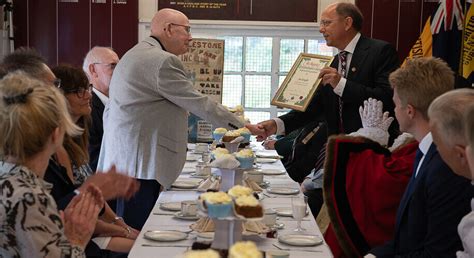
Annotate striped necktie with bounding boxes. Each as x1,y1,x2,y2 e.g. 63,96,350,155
338,51,348,133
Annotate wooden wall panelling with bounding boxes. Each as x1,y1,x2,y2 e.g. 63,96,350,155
398,0,423,61
57,0,90,66
111,0,138,58
12,0,28,50
372,0,399,49
421,0,439,27
238,0,317,22
355,0,374,38
91,0,112,48
28,0,57,66
158,0,317,22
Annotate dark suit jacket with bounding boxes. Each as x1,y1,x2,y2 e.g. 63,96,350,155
280,36,400,141
89,91,105,172
371,143,473,257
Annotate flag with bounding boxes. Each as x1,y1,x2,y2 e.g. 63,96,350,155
461,0,474,82
404,0,473,84
404,18,433,61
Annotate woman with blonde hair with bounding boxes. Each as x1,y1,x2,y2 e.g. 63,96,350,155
0,72,104,257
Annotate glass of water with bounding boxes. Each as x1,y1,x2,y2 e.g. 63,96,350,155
292,196,308,232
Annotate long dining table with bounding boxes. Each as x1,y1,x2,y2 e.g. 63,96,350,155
128,143,333,258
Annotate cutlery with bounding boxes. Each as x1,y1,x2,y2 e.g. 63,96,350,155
142,244,189,247
272,243,322,253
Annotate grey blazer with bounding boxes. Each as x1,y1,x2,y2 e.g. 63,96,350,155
97,37,243,188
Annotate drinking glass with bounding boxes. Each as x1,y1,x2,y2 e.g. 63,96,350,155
291,196,308,232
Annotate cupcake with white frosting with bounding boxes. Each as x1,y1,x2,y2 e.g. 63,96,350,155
236,127,251,143
182,249,220,258
228,185,253,199
229,241,263,258
235,149,255,169
201,192,233,218
213,127,227,142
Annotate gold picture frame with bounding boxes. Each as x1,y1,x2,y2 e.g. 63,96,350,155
271,53,333,111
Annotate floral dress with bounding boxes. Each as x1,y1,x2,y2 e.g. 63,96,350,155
0,162,85,258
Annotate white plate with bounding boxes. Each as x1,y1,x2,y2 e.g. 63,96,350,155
267,187,299,195
181,166,195,174
274,207,309,217
159,202,181,211
174,211,199,220
186,154,200,161
260,169,286,175
197,232,214,239
190,172,210,178
256,152,281,159
144,230,188,242
171,179,201,189
256,158,279,163
278,234,323,246
274,207,293,217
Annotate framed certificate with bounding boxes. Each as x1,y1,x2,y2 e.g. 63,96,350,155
271,53,333,111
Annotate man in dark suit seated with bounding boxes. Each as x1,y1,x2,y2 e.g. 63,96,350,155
369,58,473,257
428,89,474,257
82,47,120,172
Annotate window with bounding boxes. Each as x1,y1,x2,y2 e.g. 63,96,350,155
138,21,336,124
217,35,333,124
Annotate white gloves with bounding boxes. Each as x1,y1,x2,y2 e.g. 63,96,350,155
359,98,394,131
350,98,394,147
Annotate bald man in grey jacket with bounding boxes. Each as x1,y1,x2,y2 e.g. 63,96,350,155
97,8,243,229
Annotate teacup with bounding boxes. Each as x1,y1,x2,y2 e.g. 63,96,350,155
246,171,264,183
181,200,198,216
196,163,211,176
262,208,277,226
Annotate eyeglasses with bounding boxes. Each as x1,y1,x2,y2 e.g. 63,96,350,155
53,78,61,88
169,23,191,33
320,19,335,27
93,62,117,70
61,84,93,98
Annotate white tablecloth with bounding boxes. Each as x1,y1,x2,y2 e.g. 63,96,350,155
129,143,333,258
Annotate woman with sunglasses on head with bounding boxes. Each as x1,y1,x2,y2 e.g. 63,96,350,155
49,64,138,254
0,72,103,257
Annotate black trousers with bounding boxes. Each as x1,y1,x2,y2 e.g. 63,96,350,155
115,179,161,230
304,188,324,220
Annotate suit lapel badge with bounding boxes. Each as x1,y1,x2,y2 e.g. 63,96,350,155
351,67,356,73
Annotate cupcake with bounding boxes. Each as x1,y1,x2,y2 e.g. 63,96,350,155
213,127,227,142
211,147,229,159
236,127,251,143
222,130,240,143
235,149,255,169
182,249,220,258
228,185,253,199
202,192,233,218
229,241,263,258
234,195,263,218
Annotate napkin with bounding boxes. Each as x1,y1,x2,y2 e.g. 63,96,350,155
243,178,263,192
197,177,220,192
210,155,240,169
190,217,269,234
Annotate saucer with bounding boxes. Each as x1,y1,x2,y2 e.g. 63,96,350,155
174,211,199,220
